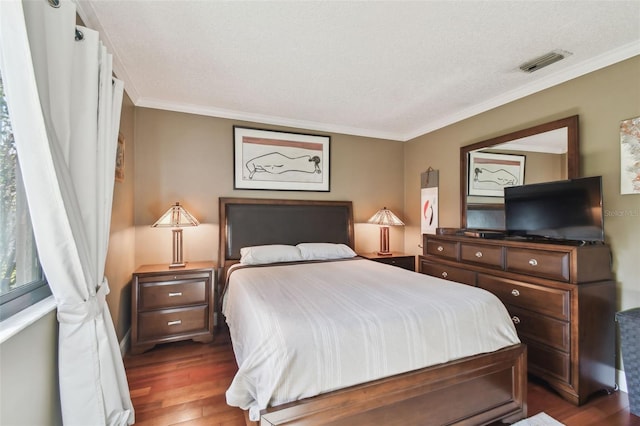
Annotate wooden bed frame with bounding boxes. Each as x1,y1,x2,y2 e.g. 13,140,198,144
219,197,527,425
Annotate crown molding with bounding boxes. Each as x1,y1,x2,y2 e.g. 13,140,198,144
136,97,405,141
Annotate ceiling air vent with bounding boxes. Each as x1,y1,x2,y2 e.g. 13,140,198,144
519,50,571,73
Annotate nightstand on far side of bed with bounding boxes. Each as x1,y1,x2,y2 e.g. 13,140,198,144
359,252,416,272
130,261,216,354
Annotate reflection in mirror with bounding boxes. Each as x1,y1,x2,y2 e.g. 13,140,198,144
460,116,579,230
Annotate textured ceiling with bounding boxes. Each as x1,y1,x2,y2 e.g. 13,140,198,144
76,1,640,141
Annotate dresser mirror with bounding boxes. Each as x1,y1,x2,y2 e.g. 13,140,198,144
460,115,579,230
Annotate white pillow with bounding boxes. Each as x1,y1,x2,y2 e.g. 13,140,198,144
239,245,303,265
297,243,357,260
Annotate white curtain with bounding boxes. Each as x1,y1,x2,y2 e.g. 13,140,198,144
0,0,133,424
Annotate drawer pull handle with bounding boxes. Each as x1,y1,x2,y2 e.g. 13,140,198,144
167,320,182,326
168,292,183,297
442,271,448,278
529,258,538,266
511,316,521,325
437,246,444,252
511,289,520,297
475,251,483,258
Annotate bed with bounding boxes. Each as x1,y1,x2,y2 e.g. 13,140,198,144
219,197,527,425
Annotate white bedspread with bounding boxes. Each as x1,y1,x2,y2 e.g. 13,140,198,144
222,259,520,421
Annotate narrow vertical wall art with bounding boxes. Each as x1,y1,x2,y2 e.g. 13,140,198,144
620,116,640,195
115,133,125,182
421,168,439,234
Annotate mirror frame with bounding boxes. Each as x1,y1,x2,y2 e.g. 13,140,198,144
460,115,579,229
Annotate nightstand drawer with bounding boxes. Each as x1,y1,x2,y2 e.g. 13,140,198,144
138,306,209,341
374,255,415,271
506,248,570,282
478,274,570,321
139,279,207,310
419,258,475,286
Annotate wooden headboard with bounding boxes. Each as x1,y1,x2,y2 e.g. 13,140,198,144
218,197,354,269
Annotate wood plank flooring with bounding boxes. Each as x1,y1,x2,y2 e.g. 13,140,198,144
124,329,640,426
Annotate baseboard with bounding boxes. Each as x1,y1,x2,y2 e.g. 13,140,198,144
119,328,130,358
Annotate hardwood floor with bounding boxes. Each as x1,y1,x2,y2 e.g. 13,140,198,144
124,329,640,426
124,329,245,426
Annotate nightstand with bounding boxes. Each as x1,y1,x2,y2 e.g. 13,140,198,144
130,261,216,354
359,252,416,272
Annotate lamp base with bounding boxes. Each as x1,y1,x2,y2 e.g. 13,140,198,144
170,228,185,269
378,226,391,256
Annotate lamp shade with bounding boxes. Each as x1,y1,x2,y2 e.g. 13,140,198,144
367,207,405,226
152,202,199,228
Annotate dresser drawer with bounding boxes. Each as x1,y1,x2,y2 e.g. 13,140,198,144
419,259,475,286
506,248,570,282
138,305,209,341
460,243,503,269
507,305,569,352
425,239,458,260
139,279,207,311
478,274,570,321
527,341,570,383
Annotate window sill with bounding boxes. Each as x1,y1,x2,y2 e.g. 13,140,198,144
0,296,56,344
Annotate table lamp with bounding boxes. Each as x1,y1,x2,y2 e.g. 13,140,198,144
367,207,405,256
152,202,199,268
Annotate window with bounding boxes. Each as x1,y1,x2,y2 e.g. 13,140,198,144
0,68,50,321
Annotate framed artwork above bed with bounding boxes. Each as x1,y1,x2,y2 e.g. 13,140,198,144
233,126,330,191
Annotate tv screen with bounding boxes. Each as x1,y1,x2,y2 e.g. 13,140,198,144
504,176,604,243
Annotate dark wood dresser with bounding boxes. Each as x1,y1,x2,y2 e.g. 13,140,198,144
419,234,616,405
131,261,216,354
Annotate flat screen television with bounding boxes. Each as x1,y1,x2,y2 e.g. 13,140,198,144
504,176,604,243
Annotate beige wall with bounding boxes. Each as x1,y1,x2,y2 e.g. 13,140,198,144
132,110,406,268
404,56,640,315
0,310,62,426
105,93,136,342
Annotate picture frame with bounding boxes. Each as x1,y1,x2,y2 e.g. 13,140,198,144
233,126,330,191
421,187,439,235
115,133,125,182
620,116,640,195
468,152,525,197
